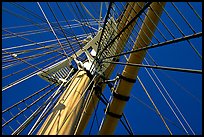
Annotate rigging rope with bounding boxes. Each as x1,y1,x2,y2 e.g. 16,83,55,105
102,32,202,60
37,2,70,60
137,76,173,135
144,58,196,135
142,66,189,134
159,2,202,60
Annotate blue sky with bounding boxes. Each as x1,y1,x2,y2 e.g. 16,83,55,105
2,2,202,135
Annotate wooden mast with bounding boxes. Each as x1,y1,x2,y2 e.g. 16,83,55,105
37,2,164,135
99,2,166,134
74,2,145,135
37,70,91,135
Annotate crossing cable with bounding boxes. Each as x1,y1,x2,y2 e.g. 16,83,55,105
3,38,84,68
10,2,49,23
2,83,55,114
2,39,80,63
95,2,113,56
103,39,198,131
170,3,201,61
2,83,59,128
14,103,32,121
71,3,91,36
114,2,147,52
12,89,63,135
2,29,68,59
119,2,160,54
3,4,98,31
2,36,87,62
8,110,22,126
147,3,176,39
3,83,54,130
107,4,199,62
3,53,61,80
8,2,84,40
2,50,65,91
144,58,196,135
2,43,65,57
2,7,70,41
79,2,100,32
2,117,14,133
12,82,68,135
2,42,76,69
3,4,86,55
3,29,57,39
142,65,190,134
80,2,102,28
3,5,87,48
102,32,202,60
27,69,76,135
47,3,80,59
102,60,202,74
2,40,73,64
2,45,70,64
110,2,171,59
2,43,73,72
2,33,89,51
56,2,89,50
160,70,201,104
89,2,113,74
137,76,173,135
3,20,68,31
2,49,63,71
66,3,91,39
96,2,146,62
26,86,65,135
126,3,161,45
113,2,164,62
140,34,201,107
37,2,70,60
130,94,186,133
158,2,202,60
2,23,97,40
74,19,98,32
2,40,68,60
133,2,167,41
29,71,88,134
74,2,97,37
97,2,151,59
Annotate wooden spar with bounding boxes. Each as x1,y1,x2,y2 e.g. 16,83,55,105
74,2,145,135
99,2,166,135
37,70,91,135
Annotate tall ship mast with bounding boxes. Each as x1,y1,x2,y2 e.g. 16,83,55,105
2,2,202,135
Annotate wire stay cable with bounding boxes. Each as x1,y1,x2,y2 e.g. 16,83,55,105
37,2,70,60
